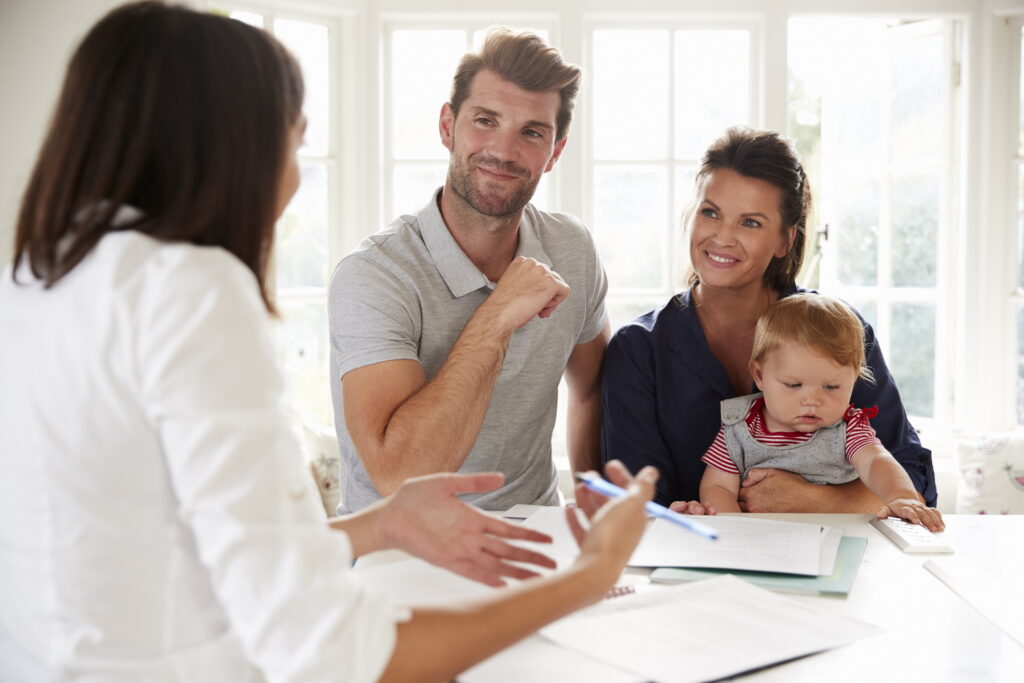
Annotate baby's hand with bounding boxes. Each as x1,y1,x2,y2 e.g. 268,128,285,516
669,500,716,516
877,498,945,532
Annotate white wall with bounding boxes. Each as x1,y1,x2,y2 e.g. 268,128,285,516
0,0,124,269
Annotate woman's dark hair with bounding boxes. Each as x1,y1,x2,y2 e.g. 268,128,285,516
686,126,811,293
11,1,304,313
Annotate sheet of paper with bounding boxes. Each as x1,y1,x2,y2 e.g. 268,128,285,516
819,525,842,574
540,574,882,683
629,515,827,575
925,557,1024,647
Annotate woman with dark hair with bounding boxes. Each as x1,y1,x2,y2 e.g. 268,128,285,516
0,3,655,681
601,126,935,512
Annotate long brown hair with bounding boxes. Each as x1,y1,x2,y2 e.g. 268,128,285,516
11,1,304,313
686,127,810,293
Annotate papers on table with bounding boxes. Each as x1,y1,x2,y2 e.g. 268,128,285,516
540,575,882,683
628,515,828,575
518,507,848,577
649,535,869,596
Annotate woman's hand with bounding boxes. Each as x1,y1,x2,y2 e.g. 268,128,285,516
564,460,657,586
669,500,717,515
336,472,557,587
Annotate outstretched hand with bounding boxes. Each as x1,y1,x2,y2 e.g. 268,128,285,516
378,472,557,587
565,460,658,578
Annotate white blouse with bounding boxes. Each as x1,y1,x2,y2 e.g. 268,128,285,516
0,228,401,681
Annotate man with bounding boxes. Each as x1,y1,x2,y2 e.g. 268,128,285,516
329,27,610,512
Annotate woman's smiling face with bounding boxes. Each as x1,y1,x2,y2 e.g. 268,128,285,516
688,168,794,294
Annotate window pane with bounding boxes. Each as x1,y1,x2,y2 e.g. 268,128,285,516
890,302,935,417
675,30,749,159
472,28,548,49
1018,363,1024,426
891,30,942,164
607,298,666,333
1019,25,1024,155
845,298,878,331
391,164,446,221
277,300,332,427
673,164,698,222
1019,164,1024,290
891,168,938,287
391,30,466,160
274,19,329,156
593,165,668,290
277,163,328,289
229,10,263,28
1019,300,1024,357
592,30,669,160
837,181,879,286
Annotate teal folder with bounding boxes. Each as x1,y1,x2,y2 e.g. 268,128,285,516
649,535,868,597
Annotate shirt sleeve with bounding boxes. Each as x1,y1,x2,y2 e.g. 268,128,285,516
601,325,679,506
328,250,421,379
700,427,739,474
843,407,882,462
850,316,937,505
137,248,402,683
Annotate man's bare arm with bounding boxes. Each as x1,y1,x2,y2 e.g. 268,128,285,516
738,468,883,513
344,257,569,496
564,322,611,475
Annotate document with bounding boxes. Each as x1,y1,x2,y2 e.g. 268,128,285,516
649,535,869,596
540,574,882,683
628,515,828,575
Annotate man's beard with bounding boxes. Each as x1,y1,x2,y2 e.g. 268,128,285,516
447,152,540,217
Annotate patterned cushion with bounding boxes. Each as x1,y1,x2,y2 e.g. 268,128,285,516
956,432,1024,514
301,423,342,517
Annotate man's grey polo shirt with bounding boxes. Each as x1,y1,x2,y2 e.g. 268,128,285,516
328,190,609,512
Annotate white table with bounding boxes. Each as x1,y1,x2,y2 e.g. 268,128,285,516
355,514,1024,682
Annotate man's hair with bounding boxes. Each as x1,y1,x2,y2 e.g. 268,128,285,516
449,26,581,140
11,1,304,313
752,293,874,382
686,126,811,293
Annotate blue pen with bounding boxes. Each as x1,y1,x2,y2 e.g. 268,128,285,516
574,472,719,541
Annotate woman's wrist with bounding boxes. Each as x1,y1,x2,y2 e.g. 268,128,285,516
328,501,388,558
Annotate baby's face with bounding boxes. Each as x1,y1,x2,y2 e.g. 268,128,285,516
752,344,858,433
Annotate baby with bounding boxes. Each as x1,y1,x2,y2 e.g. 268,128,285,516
699,293,944,530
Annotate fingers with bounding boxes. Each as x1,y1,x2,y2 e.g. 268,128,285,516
880,504,946,532
740,468,769,487
603,460,632,488
565,504,586,548
483,517,553,544
573,481,603,519
669,500,710,515
482,536,557,570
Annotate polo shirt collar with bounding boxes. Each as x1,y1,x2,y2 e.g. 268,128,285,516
416,188,553,299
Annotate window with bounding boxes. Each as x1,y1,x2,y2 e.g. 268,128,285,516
788,17,960,426
1015,21,1024,424
223,7,338,428
204,1,1006,452
586,22,757,330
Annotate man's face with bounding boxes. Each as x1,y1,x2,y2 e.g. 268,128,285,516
440,69,566,218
